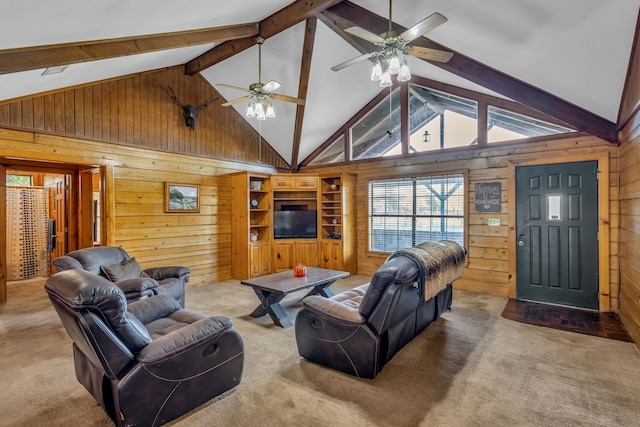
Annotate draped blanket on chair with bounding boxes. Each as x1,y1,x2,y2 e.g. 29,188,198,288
387,240,466,301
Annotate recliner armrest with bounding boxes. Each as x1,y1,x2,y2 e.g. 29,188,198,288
127,295,182,324
144,266,191,282
51,255,84,272
302,295,365,325
115,277,159,294
137,316,234,362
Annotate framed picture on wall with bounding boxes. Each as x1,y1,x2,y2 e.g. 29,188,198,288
165,183,200,213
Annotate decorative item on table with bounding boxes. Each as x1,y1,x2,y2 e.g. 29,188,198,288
294,263,307,277
329,184,340,191
250,181,262,190
250,229,258,241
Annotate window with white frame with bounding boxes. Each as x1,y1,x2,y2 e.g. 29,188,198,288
368,174,465,252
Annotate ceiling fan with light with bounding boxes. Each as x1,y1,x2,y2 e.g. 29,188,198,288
331,0,453,87
217,37,305,120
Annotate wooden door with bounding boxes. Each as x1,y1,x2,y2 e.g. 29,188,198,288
273,241,294,272
249,242,271,277
320,241,342,270
516,161,599,309
51,176,68,268
296,241,319,268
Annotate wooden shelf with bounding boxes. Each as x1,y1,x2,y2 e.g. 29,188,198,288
231,172,272,279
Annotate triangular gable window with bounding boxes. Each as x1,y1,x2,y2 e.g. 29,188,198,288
352,89,401,160
309,134,345,165
304,79,577,166
487,105,574,143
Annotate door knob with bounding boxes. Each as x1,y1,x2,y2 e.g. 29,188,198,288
518,241,525,247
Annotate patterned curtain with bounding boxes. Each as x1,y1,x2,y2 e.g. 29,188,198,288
6,187,50,280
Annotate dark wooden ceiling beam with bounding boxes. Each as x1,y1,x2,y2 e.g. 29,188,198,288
0,23,259,75
325,1,618,143
186,0,344,75
318,10,373,57
291,17,318,172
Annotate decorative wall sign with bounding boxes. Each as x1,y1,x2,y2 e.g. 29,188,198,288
475,182,501,212
165,183,200,213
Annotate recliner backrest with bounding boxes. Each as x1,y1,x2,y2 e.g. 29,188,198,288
358,256,422,333
53,246,131,278
45,270,152,379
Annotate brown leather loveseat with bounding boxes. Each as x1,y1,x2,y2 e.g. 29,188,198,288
53,246,189,307
295,240,465,378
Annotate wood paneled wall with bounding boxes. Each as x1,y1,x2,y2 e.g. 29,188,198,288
0,66,288,169
303,136,619,309
0,127,277,287
618,15,640,346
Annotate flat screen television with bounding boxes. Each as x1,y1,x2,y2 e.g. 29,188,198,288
273,210,317,239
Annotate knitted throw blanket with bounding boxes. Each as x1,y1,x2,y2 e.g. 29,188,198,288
387,240,466,301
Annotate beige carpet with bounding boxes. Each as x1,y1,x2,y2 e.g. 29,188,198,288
1,276,640,427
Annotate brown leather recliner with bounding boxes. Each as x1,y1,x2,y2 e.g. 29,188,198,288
45,269,244,427
52,246,189,307
295,247,463,378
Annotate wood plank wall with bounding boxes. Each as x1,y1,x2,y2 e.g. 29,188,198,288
0,66,288,169
0,127,277,287
302,135,619,308
618,17,640,346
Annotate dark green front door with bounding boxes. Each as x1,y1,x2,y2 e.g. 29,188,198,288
516,161,599,309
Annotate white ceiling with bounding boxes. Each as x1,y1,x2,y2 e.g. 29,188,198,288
1,0,638,166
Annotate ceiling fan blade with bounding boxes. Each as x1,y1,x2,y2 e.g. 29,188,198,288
345,26,385,44
272,94,305,106
400,12,448,43
216,83,251,93
221,95,251,107
331,52,375,71
262,80,282,92
406,46,453,63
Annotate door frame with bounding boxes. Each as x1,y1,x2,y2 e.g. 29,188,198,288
507,152,611,311
0,155,115,304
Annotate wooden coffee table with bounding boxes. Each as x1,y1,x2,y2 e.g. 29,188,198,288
240,267,349,328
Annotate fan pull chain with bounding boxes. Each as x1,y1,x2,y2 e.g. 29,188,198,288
389,86,392,137
258,120,263,163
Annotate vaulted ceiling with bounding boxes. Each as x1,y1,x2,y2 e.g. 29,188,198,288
1,0,638,169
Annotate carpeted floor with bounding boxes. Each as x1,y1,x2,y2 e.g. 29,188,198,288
501,299,632,342
1,276,640,427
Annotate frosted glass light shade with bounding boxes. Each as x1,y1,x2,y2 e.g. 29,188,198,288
246,101,256,118
255,102,266,120
397,62,411,82
388,55,400,74
370,62,383,81
379,72,392,88
265,101,275,118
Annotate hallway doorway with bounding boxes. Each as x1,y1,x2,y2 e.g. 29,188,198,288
1,159,104,303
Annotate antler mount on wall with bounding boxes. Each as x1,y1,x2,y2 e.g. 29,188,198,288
168,86,218,130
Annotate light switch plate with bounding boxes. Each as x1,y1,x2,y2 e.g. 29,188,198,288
488,218,500,226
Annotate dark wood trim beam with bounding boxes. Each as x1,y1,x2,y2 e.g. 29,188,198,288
401,83,410,155
291,18,318,172
185,36,257,76
326,1,618,143
186,0,344,75
318,10,374,57
0,23,259,75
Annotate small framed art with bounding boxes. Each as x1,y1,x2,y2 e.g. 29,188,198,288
165,183,200,213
